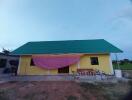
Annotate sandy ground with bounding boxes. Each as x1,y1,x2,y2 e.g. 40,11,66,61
0,81,131,100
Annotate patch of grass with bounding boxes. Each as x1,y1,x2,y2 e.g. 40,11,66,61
113,63,132,70
102,82,130,100
79,82,130,100
104,89,126,100
67,95,78,100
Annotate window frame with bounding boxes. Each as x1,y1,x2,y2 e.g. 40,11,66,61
90,57,99,65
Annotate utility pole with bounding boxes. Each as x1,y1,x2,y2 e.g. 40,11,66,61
115,53,120,69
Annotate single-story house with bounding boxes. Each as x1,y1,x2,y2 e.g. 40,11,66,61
11,39,122,75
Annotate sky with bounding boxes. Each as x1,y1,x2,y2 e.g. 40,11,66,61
0,0,132,59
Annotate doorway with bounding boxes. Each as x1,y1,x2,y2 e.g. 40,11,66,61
58,66,69,73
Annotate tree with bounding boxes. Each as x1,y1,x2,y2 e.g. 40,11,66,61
2,48,10,55
124,59,130,63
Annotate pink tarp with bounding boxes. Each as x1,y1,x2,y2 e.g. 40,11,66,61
32,54,82,69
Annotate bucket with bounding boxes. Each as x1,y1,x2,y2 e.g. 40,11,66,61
115,69,122,78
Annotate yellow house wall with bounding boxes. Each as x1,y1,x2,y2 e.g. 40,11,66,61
77,54,112,74
18,55,58,75
18,54,113,75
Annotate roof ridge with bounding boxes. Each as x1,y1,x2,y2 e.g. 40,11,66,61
29,39,104,43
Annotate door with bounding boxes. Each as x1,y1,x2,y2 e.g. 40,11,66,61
58,66,69,73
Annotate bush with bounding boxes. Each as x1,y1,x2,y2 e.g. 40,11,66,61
120,61,125,65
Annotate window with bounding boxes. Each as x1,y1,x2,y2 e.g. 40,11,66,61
9,60,19,66
0,59,7,68
90,57,99,65
30,59,35,66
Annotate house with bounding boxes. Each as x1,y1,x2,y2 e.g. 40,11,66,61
0,52,19,74
11,39,122,75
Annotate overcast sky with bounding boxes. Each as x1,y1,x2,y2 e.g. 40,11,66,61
0,0,132,59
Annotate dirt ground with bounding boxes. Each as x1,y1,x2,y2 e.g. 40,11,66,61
0,81,132,100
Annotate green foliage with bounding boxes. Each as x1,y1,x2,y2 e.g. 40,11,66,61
113,63,132,70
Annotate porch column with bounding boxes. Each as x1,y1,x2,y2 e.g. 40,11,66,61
109,54,114,74
77,60,80,69
17,57,21,75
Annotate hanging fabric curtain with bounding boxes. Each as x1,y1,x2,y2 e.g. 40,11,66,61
32,54,82,69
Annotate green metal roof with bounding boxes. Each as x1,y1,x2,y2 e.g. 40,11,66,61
11,39,123,55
